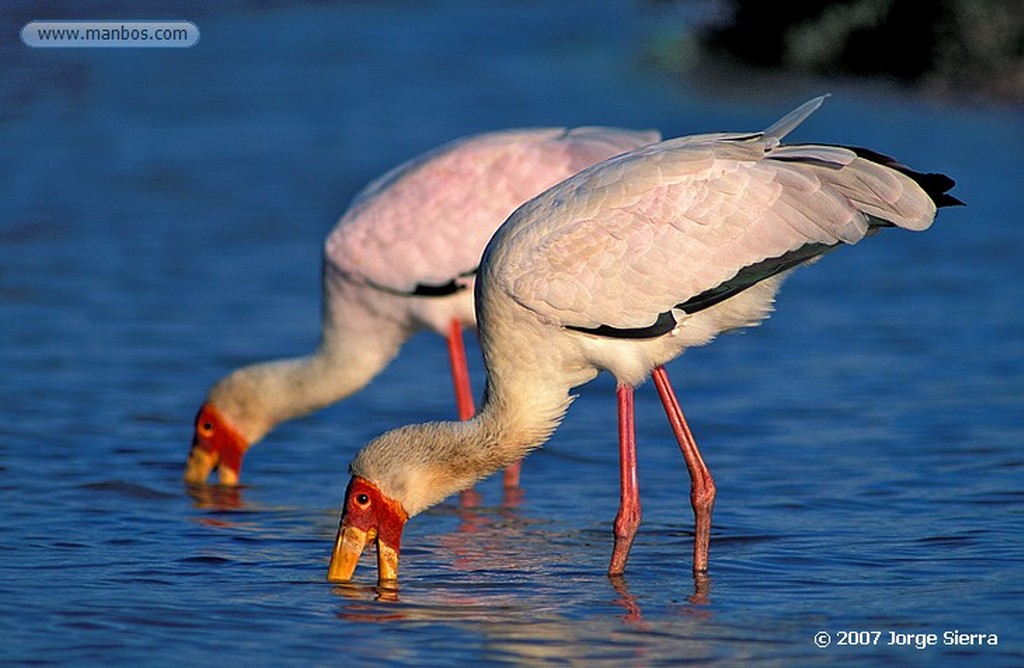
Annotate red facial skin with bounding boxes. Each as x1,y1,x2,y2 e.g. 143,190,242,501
328,476,408,583
184,403,248,485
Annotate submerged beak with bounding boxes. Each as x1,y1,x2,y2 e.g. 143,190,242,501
327,524,400,584
184,444,217,485
184,438,241,486
327,476,406,584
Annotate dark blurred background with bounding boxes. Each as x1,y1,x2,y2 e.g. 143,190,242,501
656,0,1024,104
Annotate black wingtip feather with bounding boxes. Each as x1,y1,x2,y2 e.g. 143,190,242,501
845,145,964,209
920,172,965,208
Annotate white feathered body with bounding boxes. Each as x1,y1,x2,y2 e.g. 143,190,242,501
478,109,939,391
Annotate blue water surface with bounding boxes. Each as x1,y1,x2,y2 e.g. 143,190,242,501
2,1,1022,665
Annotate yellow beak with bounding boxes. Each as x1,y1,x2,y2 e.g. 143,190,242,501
328,526,369,582
183,446,239,486
183,446,216,485
327,525,399,584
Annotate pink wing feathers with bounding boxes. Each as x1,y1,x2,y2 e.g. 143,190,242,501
485,104,953,336
325,127,659,296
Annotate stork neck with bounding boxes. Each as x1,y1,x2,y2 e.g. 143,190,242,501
474,369,575,461
350,361,577,518
209,325,405,445
259,346,376,423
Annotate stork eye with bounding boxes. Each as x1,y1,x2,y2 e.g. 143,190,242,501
355,493,370,507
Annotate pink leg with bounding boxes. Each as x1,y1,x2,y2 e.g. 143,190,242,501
501,458,522,489
447,319,521,488
446,319,476,422
609,383,642,576
651,365,715,573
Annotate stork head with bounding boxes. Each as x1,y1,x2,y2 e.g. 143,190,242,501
184,402,249,486
327,476,408,584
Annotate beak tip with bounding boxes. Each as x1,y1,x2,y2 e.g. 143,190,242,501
184,448,217,485
326,558,357,583
217,466,240,486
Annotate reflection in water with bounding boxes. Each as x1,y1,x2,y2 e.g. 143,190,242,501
329,572,723,664
186,483,248,512
610,570,712,624
333,582,402,620
441,485,531,575
457,485,524,517
609,575,645,625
